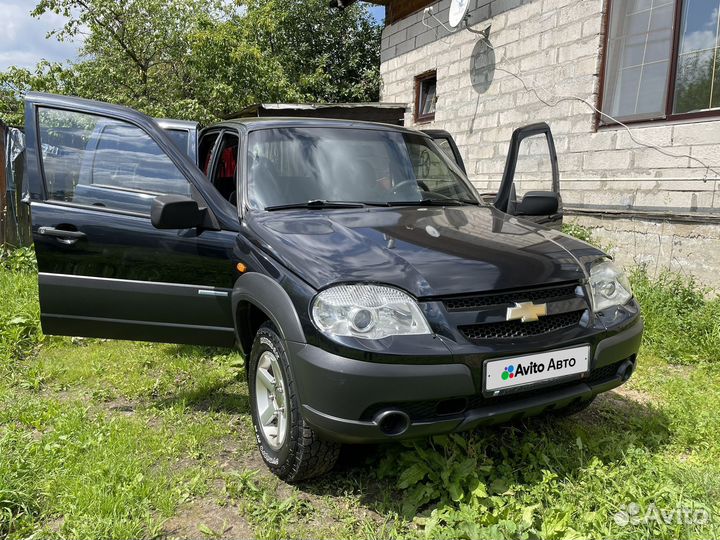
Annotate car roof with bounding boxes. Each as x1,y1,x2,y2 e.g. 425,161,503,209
212,116,426,135
155,118,199,131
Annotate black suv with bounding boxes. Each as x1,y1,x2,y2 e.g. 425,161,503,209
23,93,642,481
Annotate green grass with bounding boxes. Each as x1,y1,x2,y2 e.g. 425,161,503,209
630,269,720,364
1,243,719,539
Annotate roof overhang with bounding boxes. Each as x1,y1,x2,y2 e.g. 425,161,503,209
330,0,387,8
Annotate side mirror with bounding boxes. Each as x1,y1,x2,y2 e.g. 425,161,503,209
151,195,203,229
515,191,559,216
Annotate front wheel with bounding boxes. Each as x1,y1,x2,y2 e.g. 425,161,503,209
248,322,340,482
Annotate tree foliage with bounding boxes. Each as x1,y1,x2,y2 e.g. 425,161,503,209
0,0,381,125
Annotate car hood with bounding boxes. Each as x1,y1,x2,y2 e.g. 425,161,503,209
248,205,605,298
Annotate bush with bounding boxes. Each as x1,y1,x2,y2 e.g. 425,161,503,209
562,222,719,364
0,246,37,274
561,222,599,246
631,267,720,364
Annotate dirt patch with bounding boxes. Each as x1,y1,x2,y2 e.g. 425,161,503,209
103,397,137,414
613,385,653,405
592,385,655,419
162,497,254,539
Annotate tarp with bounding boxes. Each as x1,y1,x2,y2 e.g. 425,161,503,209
1,122,30,247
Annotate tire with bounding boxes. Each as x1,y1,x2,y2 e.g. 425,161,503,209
549,396,596,418
247,321,340,482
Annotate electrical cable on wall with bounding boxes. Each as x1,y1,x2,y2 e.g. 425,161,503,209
421,8,720,181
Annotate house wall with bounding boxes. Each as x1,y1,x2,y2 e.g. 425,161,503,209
379,0,720,287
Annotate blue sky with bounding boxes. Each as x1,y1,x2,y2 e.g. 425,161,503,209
0,1,384,72
0,0,81,70
368,4,385,22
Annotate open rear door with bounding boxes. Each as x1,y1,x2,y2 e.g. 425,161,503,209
494,123,563,229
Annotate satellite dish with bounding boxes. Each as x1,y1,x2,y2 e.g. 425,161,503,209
448,0,470,28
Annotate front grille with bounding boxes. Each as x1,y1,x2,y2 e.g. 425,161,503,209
460,310,584,341
359,358,631,422
444,283,579,312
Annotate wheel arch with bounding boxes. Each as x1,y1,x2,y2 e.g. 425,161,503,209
231,272,306,356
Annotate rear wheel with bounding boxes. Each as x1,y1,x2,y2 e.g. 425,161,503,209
248,321,340,482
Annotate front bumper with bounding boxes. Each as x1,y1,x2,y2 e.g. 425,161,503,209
288,316,643,444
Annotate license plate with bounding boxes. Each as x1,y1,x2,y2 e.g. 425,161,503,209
484,345,590,393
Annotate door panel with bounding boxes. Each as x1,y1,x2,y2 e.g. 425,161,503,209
494,123,563,229
25,92,238,346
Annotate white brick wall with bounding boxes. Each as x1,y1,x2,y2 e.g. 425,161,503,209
379,0,720,286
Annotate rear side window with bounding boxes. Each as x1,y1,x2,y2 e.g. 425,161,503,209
164,129,189,153
38,108,190,214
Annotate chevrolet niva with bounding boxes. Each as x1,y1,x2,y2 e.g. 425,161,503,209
22,93,642,481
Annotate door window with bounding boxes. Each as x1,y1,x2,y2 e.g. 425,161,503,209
38,108,191,214
209,133,239,204
199,132,220,174
510,133,556,204
434,138,457,163
406,142,469,200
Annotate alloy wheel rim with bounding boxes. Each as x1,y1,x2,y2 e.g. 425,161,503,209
255,350,288,450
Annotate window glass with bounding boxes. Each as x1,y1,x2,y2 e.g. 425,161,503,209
406,142,469,199
511,134,555,202
38,108,190,214
602,0,676,121
210,133,239,204
415,73,437,120
165,129,190,154
247,128,476,210
673,0,720,112
199,132,220,174
433,138,458,164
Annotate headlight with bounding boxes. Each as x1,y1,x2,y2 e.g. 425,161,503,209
311,284,432,340
589,260,632,311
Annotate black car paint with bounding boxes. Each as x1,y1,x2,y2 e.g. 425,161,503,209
24,93,642,444
248,205,595,297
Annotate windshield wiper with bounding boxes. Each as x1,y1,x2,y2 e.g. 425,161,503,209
265,200,367,211
385,198,480,207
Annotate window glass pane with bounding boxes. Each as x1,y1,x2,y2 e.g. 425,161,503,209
247,128,475,210
602,0,676,121
512,134,555,203
417,75,436,118
210,134,239,203
616,66,643,116
434,138,458,164
38,108,190,214
673,0,720,112
646,30,675,61
165,129,189,154
678,0,720,53
674,49,715,110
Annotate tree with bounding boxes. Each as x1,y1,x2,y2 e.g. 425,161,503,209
0,0,381,125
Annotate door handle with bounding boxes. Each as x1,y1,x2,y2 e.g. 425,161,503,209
38,226,86,245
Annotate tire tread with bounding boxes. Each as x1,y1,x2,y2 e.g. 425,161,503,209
251,322,340,483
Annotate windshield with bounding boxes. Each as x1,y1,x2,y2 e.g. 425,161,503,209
246,127,478,209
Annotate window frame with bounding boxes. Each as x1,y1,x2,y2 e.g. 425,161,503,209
35,105,200,218
414,70,437,124
208,129,241,204
598,0,720,127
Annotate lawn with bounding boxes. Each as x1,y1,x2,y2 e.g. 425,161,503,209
1,243,719,539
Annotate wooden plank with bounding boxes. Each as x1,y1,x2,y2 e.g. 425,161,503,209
386,0,433,24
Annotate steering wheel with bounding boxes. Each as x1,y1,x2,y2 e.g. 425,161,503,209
392,179,420,195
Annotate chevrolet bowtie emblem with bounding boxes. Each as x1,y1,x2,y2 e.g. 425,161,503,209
506,301,547,323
